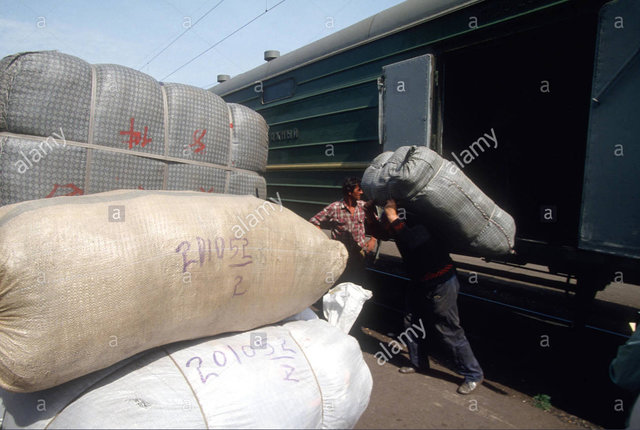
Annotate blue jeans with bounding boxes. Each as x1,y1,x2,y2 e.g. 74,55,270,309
404,273,484,382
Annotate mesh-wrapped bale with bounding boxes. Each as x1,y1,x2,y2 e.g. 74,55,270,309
92,64,165,155
0,190,348,392
0,135,87,205
228,170,267,199
0,135,169,205
362,145,515,256
166,163,227,194
163,83,230,166
0,51,92,142
0,51,270,204
87,150,165,193
228,103,268,173
0,319,372,429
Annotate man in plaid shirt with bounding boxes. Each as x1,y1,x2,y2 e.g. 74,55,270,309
310,177,377,283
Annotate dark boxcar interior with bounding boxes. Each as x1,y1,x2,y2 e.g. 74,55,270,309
441,13,598,247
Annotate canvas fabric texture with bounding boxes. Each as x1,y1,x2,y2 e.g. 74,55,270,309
362,145,516,256
0,319,372,429
0,190,348,393
0,51,268,205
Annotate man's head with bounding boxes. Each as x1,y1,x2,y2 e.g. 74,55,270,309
342,177,363,201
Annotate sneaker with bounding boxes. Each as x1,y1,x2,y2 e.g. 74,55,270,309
398,366,417,374
457,379,482,394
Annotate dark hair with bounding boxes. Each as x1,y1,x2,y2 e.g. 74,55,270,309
342,177,361,197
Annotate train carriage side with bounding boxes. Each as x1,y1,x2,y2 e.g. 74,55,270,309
211,0,640,296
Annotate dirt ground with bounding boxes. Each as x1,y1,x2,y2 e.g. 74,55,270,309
352,327,597,429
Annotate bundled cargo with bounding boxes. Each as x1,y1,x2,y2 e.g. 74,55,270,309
0,319,373,429
362,145,515,256
228,103,269,173
0,190,348,392
0,51,268,205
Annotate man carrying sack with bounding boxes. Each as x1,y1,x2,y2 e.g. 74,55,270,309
366,198,484,395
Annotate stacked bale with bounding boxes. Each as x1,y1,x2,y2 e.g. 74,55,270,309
0,190,348,392
0,319,372,429
0,51,373,428
0,51,268,206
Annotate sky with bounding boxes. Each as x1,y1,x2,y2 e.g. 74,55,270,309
0,0,406,89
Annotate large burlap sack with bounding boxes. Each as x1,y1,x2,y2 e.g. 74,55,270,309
0,319,372,429
0,190,348,392
362,145,515,255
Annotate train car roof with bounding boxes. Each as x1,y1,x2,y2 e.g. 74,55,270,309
210,0,481,96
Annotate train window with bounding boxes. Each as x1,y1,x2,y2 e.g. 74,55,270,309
262,78,296,104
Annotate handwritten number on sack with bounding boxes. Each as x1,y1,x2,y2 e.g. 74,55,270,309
280,339,296,354
186,356,218,384
227,344,242,364
229,238,240,259
215,237,225,259
242,345,256,357
229,238,253,267
264,342,275,356
196,236,211,264
282,364,299,382
213,350,227,367
233,276,248,296
176,241,197,273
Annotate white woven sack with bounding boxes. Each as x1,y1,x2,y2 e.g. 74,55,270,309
362,146,515,256
0,319,372,429
323,283,373,334
0,190,347,392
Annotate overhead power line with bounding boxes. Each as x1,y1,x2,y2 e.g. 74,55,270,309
139,0,225,71
161,0,286,82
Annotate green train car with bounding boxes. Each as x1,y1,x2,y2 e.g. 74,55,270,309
211,0,640,298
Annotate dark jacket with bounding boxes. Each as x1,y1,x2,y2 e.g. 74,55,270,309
368,209,454,284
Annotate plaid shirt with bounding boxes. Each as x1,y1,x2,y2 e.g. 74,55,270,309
309,199,367,254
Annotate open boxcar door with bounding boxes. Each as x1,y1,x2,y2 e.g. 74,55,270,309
579,0,640,261
378,54,436,153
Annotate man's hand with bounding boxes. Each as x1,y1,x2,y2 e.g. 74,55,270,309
363,200,377,217
384,199,399,223
363,237,377,253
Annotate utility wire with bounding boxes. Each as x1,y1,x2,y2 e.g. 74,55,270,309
161,0,286,81
139,0,225,71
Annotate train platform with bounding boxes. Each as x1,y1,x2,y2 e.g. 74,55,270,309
355,341,592,429
337,241,639,429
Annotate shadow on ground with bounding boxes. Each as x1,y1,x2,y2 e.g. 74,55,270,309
347,267,637,429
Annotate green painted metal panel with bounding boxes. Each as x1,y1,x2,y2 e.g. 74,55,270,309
265,107,379,164
259,81,377,126
579,0,640,259
267,140,379,165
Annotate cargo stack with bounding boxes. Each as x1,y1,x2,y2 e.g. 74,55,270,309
0,51,268,205
0,51,373,428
